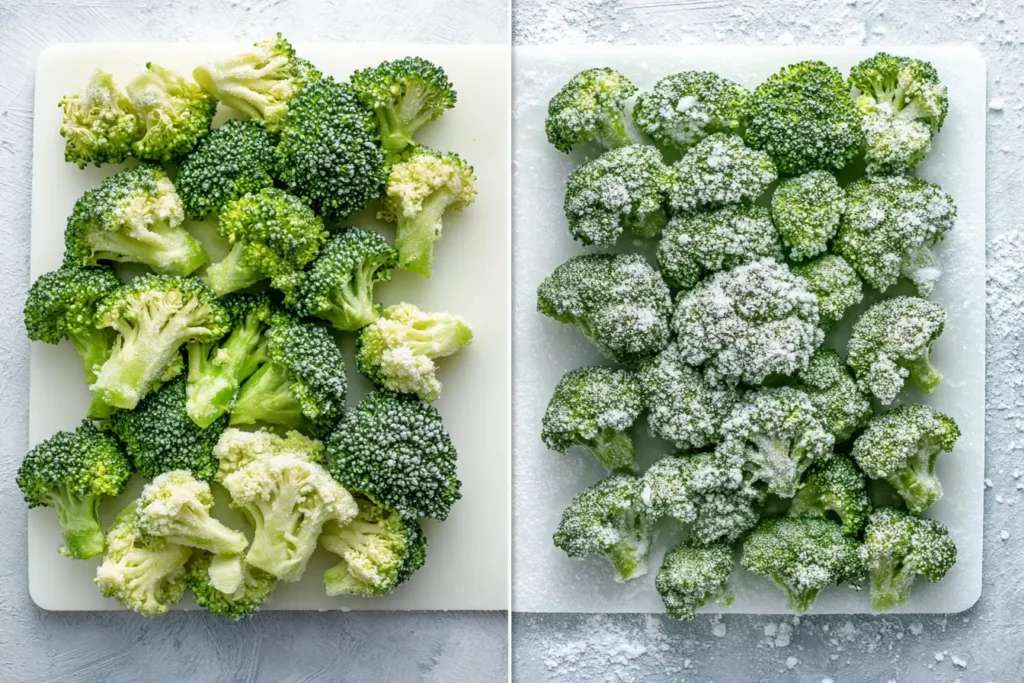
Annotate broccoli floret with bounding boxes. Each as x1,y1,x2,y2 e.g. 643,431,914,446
545,68,642,153
214,428,325,482
17,421,131,560
673,258,823,386
126,62,215,163
562,144,674,247
541,366,643,472
834,176,957,296
292,228,399,332
791,255,864,330
849,53,949,175
789,456,872,536
354,303,473,403
176,120,279,220
64,165,208,277
793,349,872,443
862,507,957,611
537,253,673,364
552,471,654,583
655,542,735,621
847,296,946,404
852,404,959,514
275,76,386,223
320,498,427,597
744,60,864,176
633,71,748,151
92,274,229,410
668,133,777,214
59,69,140,168
207,188,327,300
350,56,456,153
656,204,783,291
771,171,845,261
185,551,276,620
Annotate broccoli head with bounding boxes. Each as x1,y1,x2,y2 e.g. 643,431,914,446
214,427,325,482
789,456,872,536
770,171,846,261
59,69,140,168
126,62,216,163
545,68,641,153
185,551,276,620
633,71,748,151
655,542,735,621
793,349,872,443
790,255,864,330
668,133,777,214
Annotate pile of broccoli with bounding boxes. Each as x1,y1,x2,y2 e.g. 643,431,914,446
22,37,477,618
542,54,961,618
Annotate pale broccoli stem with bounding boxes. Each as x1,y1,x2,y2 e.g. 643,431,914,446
186,316,265,429
746,435,803,497
396,191,453,276
86,223,208,277
588,430,636,472
42,487,105,560
229,359,300,429
906,352,942,394
205,243,262,297
892,447,943,513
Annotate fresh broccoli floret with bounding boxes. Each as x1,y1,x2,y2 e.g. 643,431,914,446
59,69,140,168
354,303,473,403
17,421,131,560
849,53,949,175
275,76,386,223
793,349,872,443
771,171,845,261
319,498,427,597
185,551,276,620
292,228,399,332
847,296,946,404
668,133,777,214
834,176,957,296
92,274,229,410
328,390,461,520
656,204,783,291
562,144,674,247
64,165,208,277
552,471,654,583
852,404,959,514
672,258,823,386
789,456,872,536
350,56,456,153
862,507,957,611
791,255,864,330
176,120,279,220
537,253,673,364
744,60,864,176
214,428,325,482
541,366,643,472
545,68,642,153
633,71,748,151
206,188,327,300
655,542,735,621
125,62,216,163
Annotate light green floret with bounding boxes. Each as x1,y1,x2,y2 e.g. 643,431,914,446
214,427,325,483
552,472,654,583
185,551,276,620
17,421,131,560
657,204,783,291
545,68,642,154
64,165,208,277
655,542,735,621
541,366,643,472
355,303,473,403
847,296,946,404
789,456,871,536
791,255,863,330
668,133,777,214
59,69,140,168
771,171,845,261
126,63,216,163
793,349,872,443
862,507,956,611
633,71,748,151
852,404,959,514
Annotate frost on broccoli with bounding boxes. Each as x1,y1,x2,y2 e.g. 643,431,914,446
126,63,216,163
185,551,276,620
791,255,864,330
545,68,642,153
655,542,735,621
788,456,872,536
633,71,748,151
771,171,845,261
668,133,777,214
793,349,872,443
59,69,140,168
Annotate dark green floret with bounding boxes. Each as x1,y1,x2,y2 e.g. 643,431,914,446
59,69,140,168
789,456,872,536
633,71,748,151
185,551,276,620
545,68,642,153
655,542,734,621
668,133,776,214
126,63,216,163
791,255,863,330
793,349,872,443
771,171,845,261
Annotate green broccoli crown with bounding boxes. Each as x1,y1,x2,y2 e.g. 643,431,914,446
673,258,823,386
292,228,399,331
136,470,248,556
537,253,673,365
185,551,276,620
863,507,956,610
545,67,641,153
852,404,959,514
834,176,957,296
541,366,643,472
657,203,783,291
563,144,674,247
790,255,863,330
847,296,947,404
668,133,777,214
789,456,872,536
327,390,461,520
771,170,846,262
176,119,279,220
350,56,456,152
126,62,216,163
275,76,386,223
552,471,654,583
793,348,872,443
214,427,326,483
655,542,735,621
59,69,141,168
633,71,748,151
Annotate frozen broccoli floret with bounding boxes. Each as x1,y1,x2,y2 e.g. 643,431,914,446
59,69,140,168
852,404,959,514
788,456,872,536
791,255,864,330
668,133,777,214
545,68,642,153
633,71,748,151
655,542,735,621
541,366,643,472
214,428,325,483
771,171,845,261
185,551,276,620
793,349,872,443
126,62,216,163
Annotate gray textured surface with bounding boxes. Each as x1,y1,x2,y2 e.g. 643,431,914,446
0,2,508,682
512,1,1024,682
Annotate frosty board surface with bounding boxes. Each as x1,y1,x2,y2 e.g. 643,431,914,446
29,43,510,611
512,45,985,614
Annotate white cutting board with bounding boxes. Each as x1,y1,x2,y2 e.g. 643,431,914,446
512,45,985,614
29,43,510,611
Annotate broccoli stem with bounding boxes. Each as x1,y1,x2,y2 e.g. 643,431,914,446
395,191,452,278
244,489,318,582
905,353,942,394
890,450,942,513
85,224,208,276
186,314,266,428
401,315,474,358
776,577,819,615
609,536,647,583
748,436,802,497
206,242,263,297
70,327,113,385
93,321,188,410
869,556,915,611
229,361,303,430
43,487,105,560
588,429,637,472
597,113,643,151
321,264,381,331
